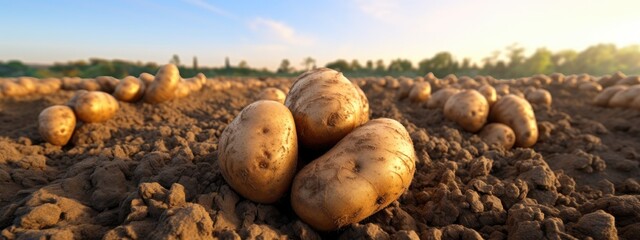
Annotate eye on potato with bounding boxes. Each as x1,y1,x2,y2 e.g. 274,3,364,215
113,76,145,102
443,90,489,132
144,64,180,104
38,105,76,146
489,94,538,148
408,82,431,103
258,87,287,104
426,88,460,109
291,118,416,231
285,68,369,150
74,91,119,123
479,123,515,150
218,100,298,204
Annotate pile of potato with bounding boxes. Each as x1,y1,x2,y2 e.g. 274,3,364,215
38,64,207,146
217,68,417,231
0,77,62,97
591,73,640,110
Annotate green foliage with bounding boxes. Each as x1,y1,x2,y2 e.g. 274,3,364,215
1,43,640,79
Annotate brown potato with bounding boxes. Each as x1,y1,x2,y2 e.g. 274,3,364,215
66,90,88,108
113,76,145,102
0,80,29,97
616,76,640,86
609,85,640,108
426,88,460,109
443,90,489,132
218,100,298,203
258,87,286,104
477,85,497,106
479,123,515,150
285,68,368,150
291,118,416,231
408,82,431,102
139,72,155,86
74,91,119,123
578,82,603,92
593,85,627,106
525,89,552,106
38,105,76,146
397,77,415,99
144,64,180,104
494,84,509,96
489,95,538,148
95,76,119,93
79,79,102,91
17,77,37,93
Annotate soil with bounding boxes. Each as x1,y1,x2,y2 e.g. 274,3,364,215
0,76,639,240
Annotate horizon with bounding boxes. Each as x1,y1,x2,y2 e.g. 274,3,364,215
2,0,640,71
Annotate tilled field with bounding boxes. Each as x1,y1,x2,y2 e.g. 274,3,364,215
1,74,639,239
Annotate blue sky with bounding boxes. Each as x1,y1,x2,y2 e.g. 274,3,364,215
1,0,639,70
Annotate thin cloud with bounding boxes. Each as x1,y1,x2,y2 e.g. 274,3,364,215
182,0,232,17
249,17,314,46
352,0,400,20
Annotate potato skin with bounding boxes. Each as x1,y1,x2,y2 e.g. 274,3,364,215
38,105,76,146
285,68,368,150
218,100,298,203
426,88,460,109
66,90,89,108
489,95,538,148
138,72,155,86
443,90,489,132
291,118,416,231
479,123,515,150
408,82,431,102
593,85,627,106
258,87,286,104
113,76,145,102
74,91,119,123
144,64,180,104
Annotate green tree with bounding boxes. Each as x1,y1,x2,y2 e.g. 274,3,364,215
418,52,457,77
277,59,292,74
170,54,181,66
375,59,385,73
573,44,617,75
366,60,374,71
239,60,249,69
520,48,554,76
193,56,198,70
325,59,351,72
302,57,316,71
388,59,413,74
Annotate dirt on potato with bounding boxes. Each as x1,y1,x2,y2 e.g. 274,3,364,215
1,76,639,240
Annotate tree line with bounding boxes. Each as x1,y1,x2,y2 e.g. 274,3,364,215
1,43,639,79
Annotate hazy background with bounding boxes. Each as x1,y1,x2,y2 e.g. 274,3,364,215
1,0,639,77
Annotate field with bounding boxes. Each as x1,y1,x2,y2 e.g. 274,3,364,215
1,72,639,239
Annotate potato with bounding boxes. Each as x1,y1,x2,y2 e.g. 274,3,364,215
459,77,480,89
616,76,640,86
0,81,29,97
479,123,515,150
139,72,155,86
578,82,603,92
408,82,431,102
218,100,298,203
489,95,538,148
144,64,180,104
79,79,102,91
397,77,415,99
385,78,400,89
525,89,552,106
74,91,119,123
113,76,145,102
95,76,119,93
549,73,565,84
291,118,416,231
425,72,437,81
17,77,37,93
38,105,76,146
443,90,489,132
597,75,617,88
593,85,627,106
62,77,82,90
609,85,640,108
258,87,286,104
426,88,460,109
477,85,497,106
494,84,509,96
285,68,368,150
